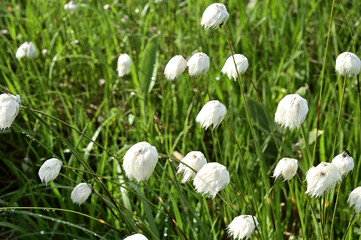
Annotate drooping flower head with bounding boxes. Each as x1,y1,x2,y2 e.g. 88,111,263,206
193,162,230,198
305,162,341,198
201,3,229,29
64,1,77,13
196,100,227,130
331,151,354,177
164,55,187,80
123,141,158,182
38,158,63,185
124,234,148,240
335,52,361,77
348,187,361,213
227,215,259,240
16,42,37,60
273,158,298,181
177,151,207,183
117,53,132,77
71,183,92,205
221,54,249,80
275,94,308,129
0,93,21,130
187,52,210,77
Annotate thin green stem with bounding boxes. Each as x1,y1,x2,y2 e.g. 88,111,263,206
287,180,305,239
329,183,342,240
342,212,356,240
203,75,211,100
190,77,205,104
313,0,336,164
332,74,347,157
301,125,312,167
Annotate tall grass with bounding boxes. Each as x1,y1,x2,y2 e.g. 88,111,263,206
1,0,361,239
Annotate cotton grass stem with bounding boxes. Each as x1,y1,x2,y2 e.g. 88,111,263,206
313,0,336,165
287,180,305,239
301,125,312,167
190,77,205,104
342,212,356,240
203,75,211,100
331,74,347,157
329,183,342,240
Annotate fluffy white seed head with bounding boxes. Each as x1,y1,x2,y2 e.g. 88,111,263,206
16,42,37,60
187,52,210,77
305,162,341,198
348,187,361,213
331,151,354,177
227,215,259,240
124,234,148,240
64,1,77,13
335,52,361,77
71,183,92,205
275,94,308,129
177,151,207,184
0,93,21,130
117,53,132,77
273,158,298,181
196,100,227,130
201,3,229,29
193,162,230,198
164,55,187,80
38,158,63,185
221,54,249,80
123,141,158,182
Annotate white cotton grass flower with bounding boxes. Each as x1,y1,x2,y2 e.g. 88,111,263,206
38,158,63,185
123,141,158,182
0,93,21,130
124,234,148,240
348,187,361,213
64,1,77,13
196,100,227,130
177,151,207,184
16,42,37,60
227,215,259,240
187,52,210,77
164,55,187,80
275,94,308,130
335,52,361,77
71,183,92,205
331,151,354,177
305,162,342,198
273,158,298,181
193,162,230,198
117,53,132,77
201,3,229,29
221,54,249,80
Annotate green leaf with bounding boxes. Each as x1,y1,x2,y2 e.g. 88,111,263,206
138,37,158,94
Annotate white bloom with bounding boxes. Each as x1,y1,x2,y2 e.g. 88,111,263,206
273,158,298,181
305,162,341,198
123,142,158,182
228,215,259,240
0,93,21,130
331,151,354,177
275,94,308,129
103,4,110,10
201,3,229,29
196,100,227,130
16,42,37,60
117,53,132,77
124,234,148,240
177,151,207,183
164,55,187,80
187,52,210,77
348,187,361,213
221,54,249,80
38,158,63,184
193,162,230,198
71,183,92,205
64,1,77,13
335,52,361,77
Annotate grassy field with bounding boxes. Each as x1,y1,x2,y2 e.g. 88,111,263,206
1,0,361,239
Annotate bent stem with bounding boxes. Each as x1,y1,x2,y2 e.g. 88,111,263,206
329,183,342,240
331,74,347,157
342,212,356,240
